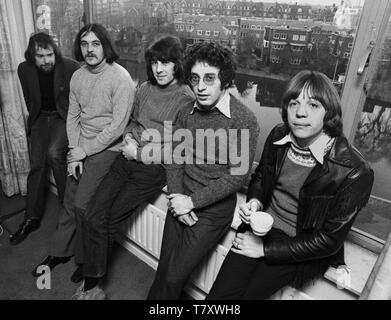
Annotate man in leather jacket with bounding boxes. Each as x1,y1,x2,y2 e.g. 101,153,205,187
207,70,374,300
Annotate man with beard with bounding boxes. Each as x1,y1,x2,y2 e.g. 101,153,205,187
10,33,79,245
31,24,135,284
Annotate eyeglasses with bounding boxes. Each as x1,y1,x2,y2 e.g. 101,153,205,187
188,74,217,87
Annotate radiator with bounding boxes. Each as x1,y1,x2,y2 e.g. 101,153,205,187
118,196,231,299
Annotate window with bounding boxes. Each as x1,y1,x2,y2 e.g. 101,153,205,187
186,25,194,32
292,45,304,52
72,1,391,284
31,0,84,58
290,57,301,64
205,30,210,36
273,44,284,50
214,31,220,37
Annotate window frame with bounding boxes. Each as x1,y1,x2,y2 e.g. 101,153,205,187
338,0,391,253
80,0,391,255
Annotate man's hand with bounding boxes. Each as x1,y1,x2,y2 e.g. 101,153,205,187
177,211,199,227
167,194,195,217
120,138,139,160
67,146,87,163
239,199,261,224
67,161,83,181
123,133,136,145
231,231,265,258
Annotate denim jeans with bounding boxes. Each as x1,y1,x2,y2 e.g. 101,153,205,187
49,150,119,258
26,111,67,220
147,192,237,300
76,155,166,277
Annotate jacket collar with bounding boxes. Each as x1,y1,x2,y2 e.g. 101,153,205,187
271,125,356,187
273,132,333,165
271,125,355,168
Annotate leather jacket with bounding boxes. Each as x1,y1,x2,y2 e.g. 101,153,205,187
246,124,374,288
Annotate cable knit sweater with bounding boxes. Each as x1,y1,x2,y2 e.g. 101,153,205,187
67,61,135,156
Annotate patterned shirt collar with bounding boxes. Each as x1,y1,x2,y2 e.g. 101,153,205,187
190,91,231,118
274,132,334,165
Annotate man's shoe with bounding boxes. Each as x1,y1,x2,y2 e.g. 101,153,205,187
32,255,71,277
9,219,40,245
70,264,83,283
71,284,106,300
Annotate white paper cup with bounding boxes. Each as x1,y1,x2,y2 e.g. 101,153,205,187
250,211,274,236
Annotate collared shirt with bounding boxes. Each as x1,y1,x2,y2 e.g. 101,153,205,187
273,132,334,165
190,91,231,118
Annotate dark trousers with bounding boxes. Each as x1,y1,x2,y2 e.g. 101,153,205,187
26,111,67,220
49,150,118,258
207,228,297,300
77,155,166,278
147,193,237,300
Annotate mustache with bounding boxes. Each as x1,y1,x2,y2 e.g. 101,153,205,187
85,53,97,58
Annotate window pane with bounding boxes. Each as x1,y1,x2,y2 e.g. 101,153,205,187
353,15,391,241
91,0,363,161
32,0,84,58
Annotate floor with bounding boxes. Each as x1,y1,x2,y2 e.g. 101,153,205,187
0,189,156,300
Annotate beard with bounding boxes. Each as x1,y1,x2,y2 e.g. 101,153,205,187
38,63,55,73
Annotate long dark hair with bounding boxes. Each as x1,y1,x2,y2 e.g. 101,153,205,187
281,70,343,137
24,32,62,65
144,35,185,85
73,23,119,64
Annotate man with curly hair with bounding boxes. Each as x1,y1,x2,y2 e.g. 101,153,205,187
147,42,260,299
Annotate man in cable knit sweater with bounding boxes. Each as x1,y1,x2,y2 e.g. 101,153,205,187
31,24,135,288
147,42,260,299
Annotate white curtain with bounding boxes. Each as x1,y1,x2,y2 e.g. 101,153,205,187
0,0,33,196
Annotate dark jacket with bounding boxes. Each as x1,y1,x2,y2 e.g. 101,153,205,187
246,124,374,288
17,57,80,135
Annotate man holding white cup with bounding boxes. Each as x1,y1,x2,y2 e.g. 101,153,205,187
207,70,374,300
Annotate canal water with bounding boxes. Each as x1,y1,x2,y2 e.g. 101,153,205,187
119,59,391,204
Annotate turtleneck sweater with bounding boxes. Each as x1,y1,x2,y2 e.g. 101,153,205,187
67,61,135,156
